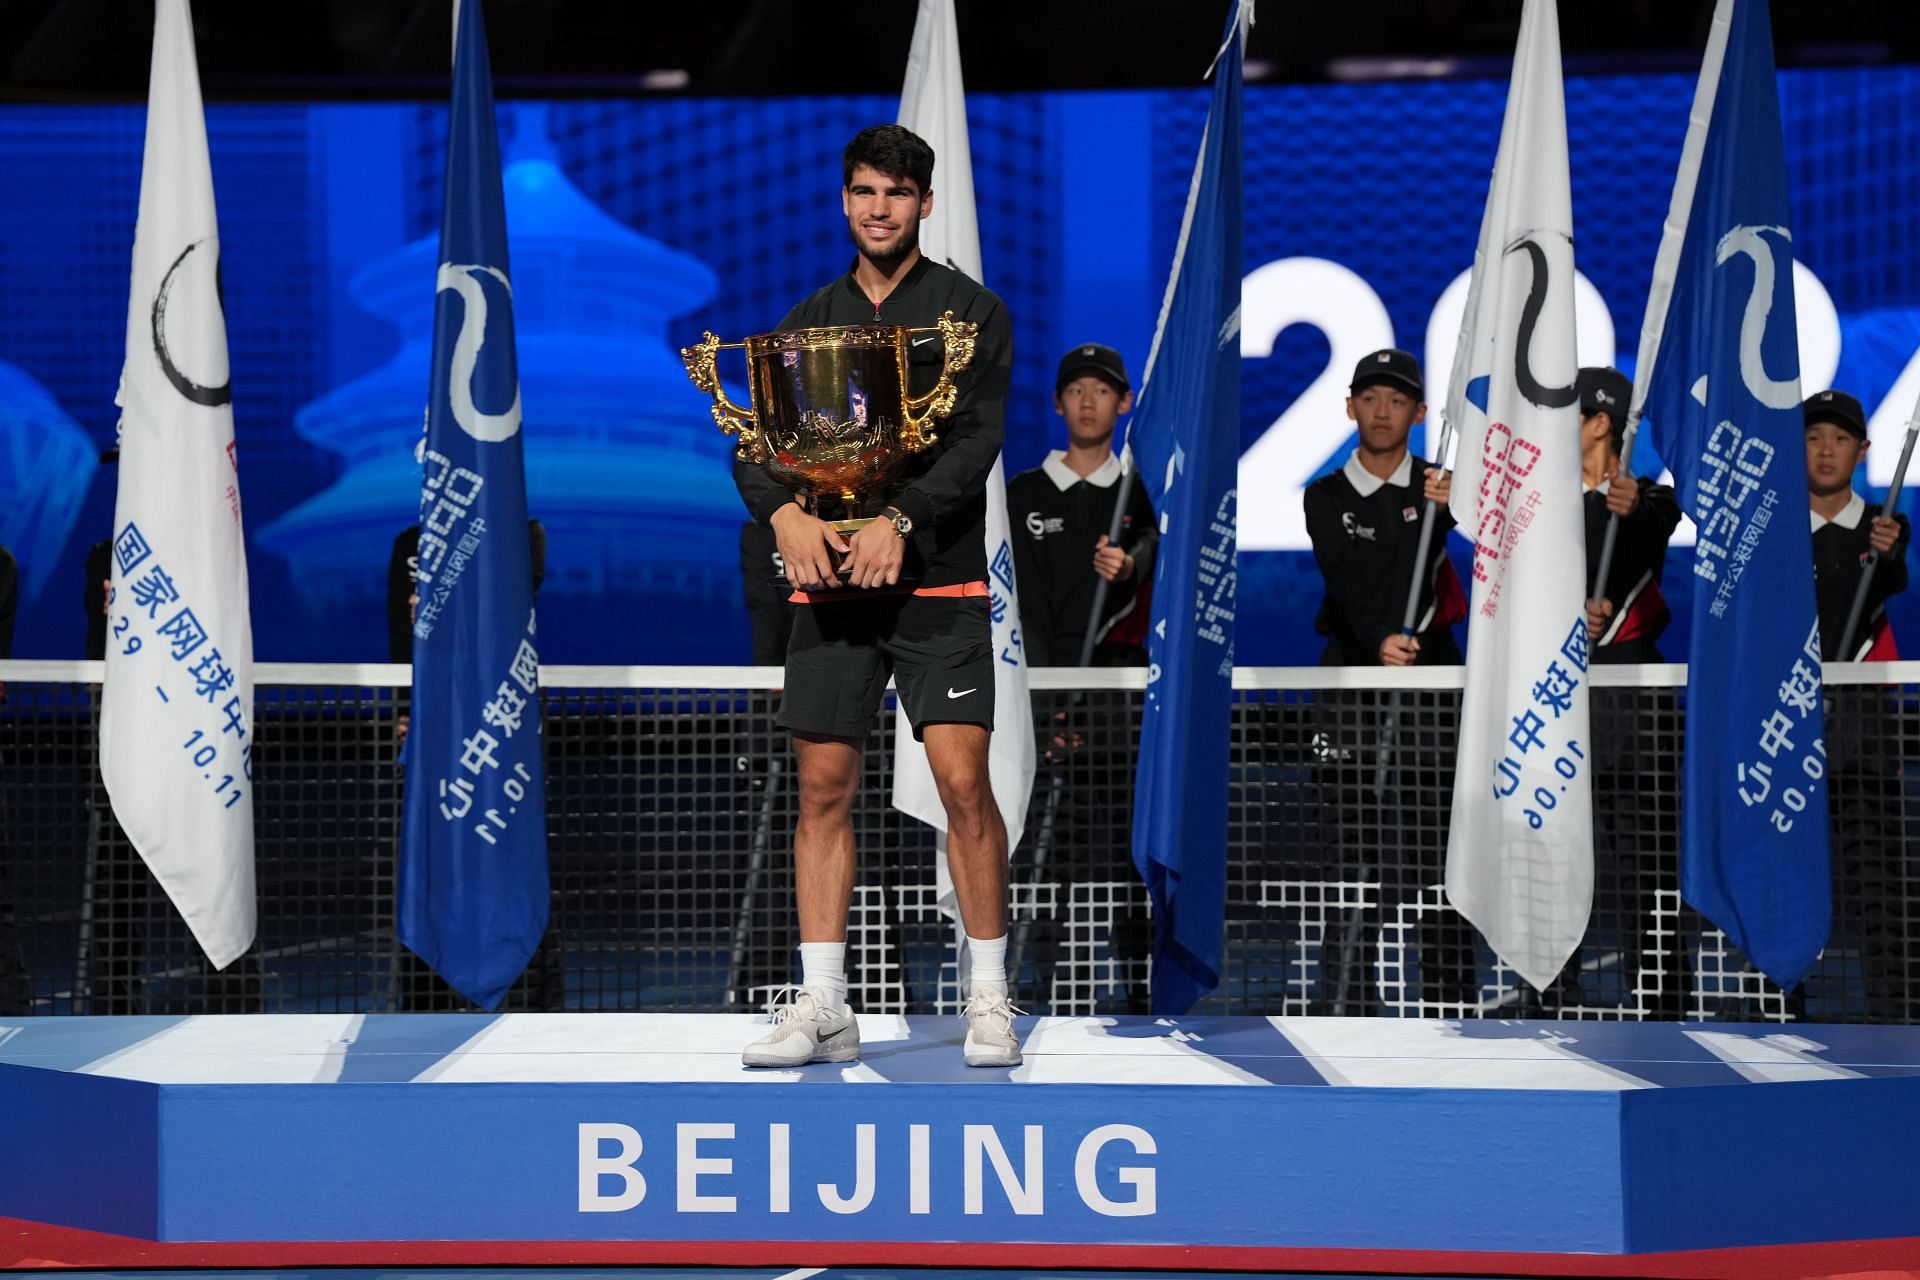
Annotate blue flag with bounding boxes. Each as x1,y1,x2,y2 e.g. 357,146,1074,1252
398,0,549,1010
1128,3,1244,1015
1640,0,1830,989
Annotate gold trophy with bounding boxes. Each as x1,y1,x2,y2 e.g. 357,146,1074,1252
681,310,978,543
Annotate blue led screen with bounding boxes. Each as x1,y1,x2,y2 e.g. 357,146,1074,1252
1,68,1917,664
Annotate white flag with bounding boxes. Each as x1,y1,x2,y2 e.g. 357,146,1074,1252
100,0,256,970
891,0,1036,914
1443,0,1593,991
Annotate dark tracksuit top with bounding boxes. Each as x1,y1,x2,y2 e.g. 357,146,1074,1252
732,256,1011,590
1812,493,1911,662
1007,451,1158,666
1304,451,1464,666
1583,476,1681,664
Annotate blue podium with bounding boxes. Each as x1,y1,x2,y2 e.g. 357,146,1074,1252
3,1013,1919,1275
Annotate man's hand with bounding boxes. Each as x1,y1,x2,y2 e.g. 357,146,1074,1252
769,503,848,590
1043,708,1086,766
1604,469,1642,518
1091,534,1134,583
1870,515,1901,556
1422,467,1450,505
1379,633,1420,667
1586,597,1613,642
840,517,906,589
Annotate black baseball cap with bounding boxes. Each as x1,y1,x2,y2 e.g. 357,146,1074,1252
1349,348,1422,398
1056,343,1129,394
1803,389,1867,440
1576,367,1632,423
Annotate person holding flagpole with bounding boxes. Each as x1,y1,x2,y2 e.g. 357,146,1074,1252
1577,366,1681,662
1304,349,1464,669
1009,343,1158,669
1008,341,1157,1011
735,123,1022,1069
1302,351,1479,1012
1562,365,1684,1011
1804,390,1908,662
1803,388,1911,1021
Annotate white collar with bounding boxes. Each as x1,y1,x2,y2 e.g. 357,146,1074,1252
1810,491,1866,532
1042,449,1123,492
1582,478,1611,496
1343,449,1412,498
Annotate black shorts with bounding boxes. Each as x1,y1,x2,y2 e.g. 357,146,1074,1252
779,593,995,742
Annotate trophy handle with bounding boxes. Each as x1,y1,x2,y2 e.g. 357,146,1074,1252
901,310,979,452
679,332,766,463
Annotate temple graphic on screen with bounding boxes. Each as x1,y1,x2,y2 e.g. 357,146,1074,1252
257,105,749,662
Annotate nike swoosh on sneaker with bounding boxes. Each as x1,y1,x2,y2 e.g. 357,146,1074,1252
946,687,977,699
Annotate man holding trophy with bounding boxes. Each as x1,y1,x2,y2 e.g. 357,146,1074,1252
684,125,1019,1068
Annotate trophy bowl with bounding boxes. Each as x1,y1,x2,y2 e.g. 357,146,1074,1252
681,310,977,534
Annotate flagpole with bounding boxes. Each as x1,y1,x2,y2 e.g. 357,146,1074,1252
1630,0,1832,989
1594,0,1735,612
1836,393,1920,660
1076,451,1136,667
1586,408,1643,605
1399,414,1456,637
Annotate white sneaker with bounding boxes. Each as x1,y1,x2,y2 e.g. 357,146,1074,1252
962,985,1024,1067
742,986,860,1067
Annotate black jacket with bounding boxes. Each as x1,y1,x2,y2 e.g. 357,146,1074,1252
387,521,548,663
1007,452,1158,666
734,256,1011,589
1584,477,1681,664
85,539,111,660
1303,453,1462,666
739,519,795,664
1812,498,1910,661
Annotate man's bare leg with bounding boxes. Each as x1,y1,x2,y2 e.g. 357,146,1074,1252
793,731,862,943
741,730,862,1067
923,722,1020,1066
922,723,1007,937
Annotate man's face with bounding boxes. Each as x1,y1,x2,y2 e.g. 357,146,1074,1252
1579,410,1613,450
843,164,931,268
1346,383,1424,453
1806,420,1867,498
1055,375,1132,447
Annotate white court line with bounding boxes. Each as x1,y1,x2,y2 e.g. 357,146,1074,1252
79,1014,367,1084
773,1269,826,1280
1270,1017,1655,1090
1011,1016,1269,1086
1684,1030,1866,1083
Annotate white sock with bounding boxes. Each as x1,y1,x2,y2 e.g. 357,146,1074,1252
967,934,1009,995
799,941,848,1011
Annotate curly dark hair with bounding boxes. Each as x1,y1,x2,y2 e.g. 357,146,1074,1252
842,124,935,194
